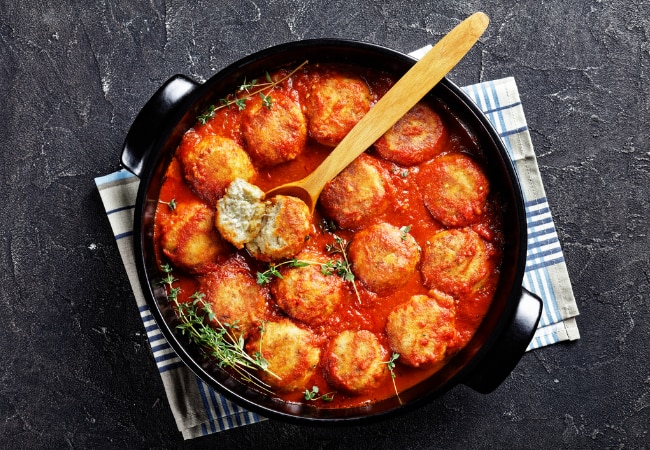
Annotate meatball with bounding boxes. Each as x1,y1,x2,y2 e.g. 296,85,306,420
246,319,321,392
420,228,494,298
241,91,308,167
215,178,266,249
323,330,388,395
385,291,458,367
303,67,371,147
348,222,420,294
421,153,490,227
271,252,345,325
246,195,311,262
319,154,390,229
198,260,266,339
179,133,256,204
374,102,447,166
158,200,229,274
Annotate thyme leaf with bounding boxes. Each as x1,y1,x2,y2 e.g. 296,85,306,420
304,385,335,402
158,198,177,211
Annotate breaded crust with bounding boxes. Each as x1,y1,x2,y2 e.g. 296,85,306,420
246,319,321,392
179,133,256,204
348,222,421,294
241,91,308,167
246,195,311,262
323,330,388,394
198,259,266,339
319,154,390,229
420,152,490,227
271,252,345,325
374,102,447,166
158,200,229,274
420,228,493,297
303,67,371,146
385,292,458,367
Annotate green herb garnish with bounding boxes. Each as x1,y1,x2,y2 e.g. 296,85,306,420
196,60,308,124
324,235,361,303
383,353,402,404
158,198,177,211
304,385,335,402
399,225,412,241
160,264,279,393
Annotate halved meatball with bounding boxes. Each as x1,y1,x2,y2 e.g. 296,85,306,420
246,319,321,392
323,330,388,395
241,91,308,167
420,228,494,298
271,251,345,326
158,200,229,274
179,133,256,204
348,222,420,294
215,178,266,249
303,67,371,147
198,260,266,339
246,195,311,262
420,153,490,227
319,154,390,229
373,102,447,166
385,291,458,367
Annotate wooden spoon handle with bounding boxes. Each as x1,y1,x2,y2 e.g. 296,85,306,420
300,12,489,197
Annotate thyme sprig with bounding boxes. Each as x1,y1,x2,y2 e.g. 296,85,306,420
254,236,361,304
197,60,309,124
304,385,335,402
383,352,402,404
160,264,279,393
256,258,317,286
324,235,361,303
158,198,177,211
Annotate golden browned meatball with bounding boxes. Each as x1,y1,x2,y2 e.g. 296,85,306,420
241,91,308,167
385,291,458,367
420,153,490,227
323,330,388,395
303,67,371,147
197,259,266,339
271,251,345,325
348,222,420,294
420,228,494,298
179,133,256,204
246,195,311,262
246,319,321,392
374,102,447,166
319,154,391,229
158,200,229,274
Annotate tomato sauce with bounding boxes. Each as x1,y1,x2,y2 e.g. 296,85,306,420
153,62,504,408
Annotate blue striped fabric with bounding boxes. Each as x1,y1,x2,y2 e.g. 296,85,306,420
95,76,578,438
461,78,579,349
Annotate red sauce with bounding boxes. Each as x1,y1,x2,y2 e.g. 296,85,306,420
154,62,504,408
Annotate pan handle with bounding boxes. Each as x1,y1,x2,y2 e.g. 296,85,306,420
121,75,199,177
462,288,542,393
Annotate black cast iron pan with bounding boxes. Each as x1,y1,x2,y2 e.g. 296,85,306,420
120,39,542,424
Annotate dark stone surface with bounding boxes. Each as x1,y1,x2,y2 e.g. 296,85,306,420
1,1,648,448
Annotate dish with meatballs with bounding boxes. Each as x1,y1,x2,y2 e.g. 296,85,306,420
153,61,504,408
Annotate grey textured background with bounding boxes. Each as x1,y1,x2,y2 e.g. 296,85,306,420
1,1,648,448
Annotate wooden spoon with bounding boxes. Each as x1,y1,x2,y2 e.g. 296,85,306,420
265,12,490,212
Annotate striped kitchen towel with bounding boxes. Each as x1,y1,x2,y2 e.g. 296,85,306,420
95,75,579,439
